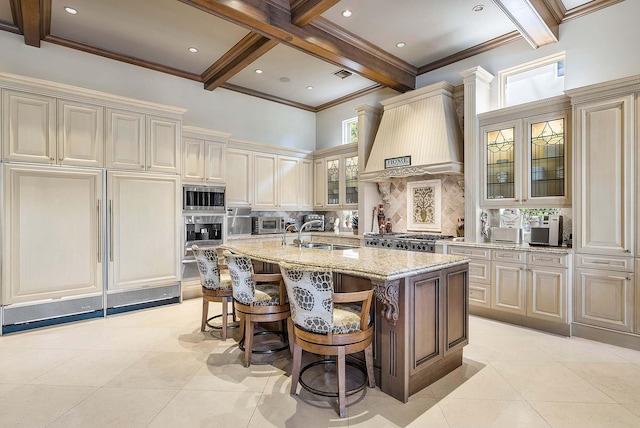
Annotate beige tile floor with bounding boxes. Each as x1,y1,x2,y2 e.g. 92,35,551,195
1,298,640,427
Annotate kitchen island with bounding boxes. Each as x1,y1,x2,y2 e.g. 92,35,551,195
221,240,470,402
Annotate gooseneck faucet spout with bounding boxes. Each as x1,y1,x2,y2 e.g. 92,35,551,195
295,220,323,245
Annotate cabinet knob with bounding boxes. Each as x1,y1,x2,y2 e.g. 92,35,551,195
624,249,630,253
523,199,527,203
141,164,144,169
50,156,55,161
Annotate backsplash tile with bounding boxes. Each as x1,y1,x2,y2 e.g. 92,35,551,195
376,175,465,236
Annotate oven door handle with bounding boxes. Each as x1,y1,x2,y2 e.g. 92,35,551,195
182,259,198,264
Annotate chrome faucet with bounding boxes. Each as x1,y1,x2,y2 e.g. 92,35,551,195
282,224,296,245
295,220,323,245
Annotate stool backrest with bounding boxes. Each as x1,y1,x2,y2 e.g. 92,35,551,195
192,245,222,290
223,251,257,305
280,263,333,334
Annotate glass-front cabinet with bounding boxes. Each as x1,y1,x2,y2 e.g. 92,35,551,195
314,143,358,209
479,96,571,208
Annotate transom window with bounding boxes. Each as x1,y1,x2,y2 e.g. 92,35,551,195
342,117,358,145
499,52,565,108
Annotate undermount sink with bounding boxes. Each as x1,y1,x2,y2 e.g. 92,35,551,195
292,243,357,251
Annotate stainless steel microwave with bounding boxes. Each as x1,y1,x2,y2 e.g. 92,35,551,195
252,216,285,234
529,215,563,246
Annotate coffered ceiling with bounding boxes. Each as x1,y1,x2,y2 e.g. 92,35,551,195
0,0,622,111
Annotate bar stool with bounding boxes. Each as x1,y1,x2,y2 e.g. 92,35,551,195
279,262,375,418
192,245,237,340
224,251,292,367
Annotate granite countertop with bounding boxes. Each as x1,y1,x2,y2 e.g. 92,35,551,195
226,231,363,241
221,241,469,281
436,240,572,254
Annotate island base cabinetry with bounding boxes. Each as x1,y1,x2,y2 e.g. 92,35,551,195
371,264,468,402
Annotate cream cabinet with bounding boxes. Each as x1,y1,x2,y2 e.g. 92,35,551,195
573,94,634,256
2,89,56,164
446,245,491,308
226,147,252,206
2,164,103,304
106,109,180,174
313,144,358,209
527,256,568,323
182,127,227,184
574,268,634,332
478,96,571,208
299,158,314,210
253,153,301,210
57,99,104,167
492,252,527,315
107,171,180,291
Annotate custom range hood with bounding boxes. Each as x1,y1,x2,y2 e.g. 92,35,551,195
361,81,463,181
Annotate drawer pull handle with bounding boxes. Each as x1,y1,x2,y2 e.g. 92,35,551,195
593,260,610,264
539,257,554,262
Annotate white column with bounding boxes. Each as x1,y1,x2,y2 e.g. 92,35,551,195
459,67,494,242
356,105,382,235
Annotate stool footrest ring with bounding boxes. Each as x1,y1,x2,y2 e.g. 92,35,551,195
206,313,239,330
238,330,289,354
298,359,367,397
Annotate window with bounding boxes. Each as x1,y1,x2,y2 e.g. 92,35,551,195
342,117,358,145
499,52,565,108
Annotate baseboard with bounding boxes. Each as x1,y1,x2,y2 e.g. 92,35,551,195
470,306,571,336
572,322,640,351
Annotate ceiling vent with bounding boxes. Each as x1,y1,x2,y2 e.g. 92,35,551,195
333,69,352,79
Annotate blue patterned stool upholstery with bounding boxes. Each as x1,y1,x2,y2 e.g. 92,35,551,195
224,251,292,367
279,262,375,418
192,245,236,340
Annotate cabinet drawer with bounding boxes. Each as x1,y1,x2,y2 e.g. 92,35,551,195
576,254,633,272
469,282,490,307
447,246,491,260
493,250,526,263
527,252,569,268
469,259,491,284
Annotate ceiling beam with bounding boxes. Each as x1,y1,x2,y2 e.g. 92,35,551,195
492,0,559,49
180,0,415,92
290,0,340,26
201,32,278,91
12,0,49,47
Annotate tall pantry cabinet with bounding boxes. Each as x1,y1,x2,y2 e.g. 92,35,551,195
0,74,184,332
568,76,639,342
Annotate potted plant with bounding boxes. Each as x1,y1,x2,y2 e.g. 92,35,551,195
351,215,358,235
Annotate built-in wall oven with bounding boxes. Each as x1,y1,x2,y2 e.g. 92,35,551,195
182,185,225,282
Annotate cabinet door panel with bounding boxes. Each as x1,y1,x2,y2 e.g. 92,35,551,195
574,268,634,332
147,116,179,173
226,148,252,206
204,141,225,183
182,138,204,182
58,100,104,167
106,109,145,170
299,159,313,209
575,96,633,255
108,172,180,290
492,262,526,314
527,266,566,322
253,153,277,208
409,272,443,372
2,165,103,304
469,283,490,307
2,90,56,163
314,159,325,208
278,156,299,209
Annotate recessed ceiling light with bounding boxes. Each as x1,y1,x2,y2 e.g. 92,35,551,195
279,77,290,83
255,69,263,74
306,86,313,90
472,4,484,12
341,9,352,18
396,42,406,48
188,47,198,53
64,6,78,15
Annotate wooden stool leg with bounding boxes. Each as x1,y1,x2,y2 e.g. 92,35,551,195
232,304,237,322
365,343,376,388
287,318,294,356
201,297,208,331
221,297,228,341
244,314,254,367
290,340,302,396
337,346,346,418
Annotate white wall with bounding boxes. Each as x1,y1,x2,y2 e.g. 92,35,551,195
0,31,316,150
315,87,398,150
